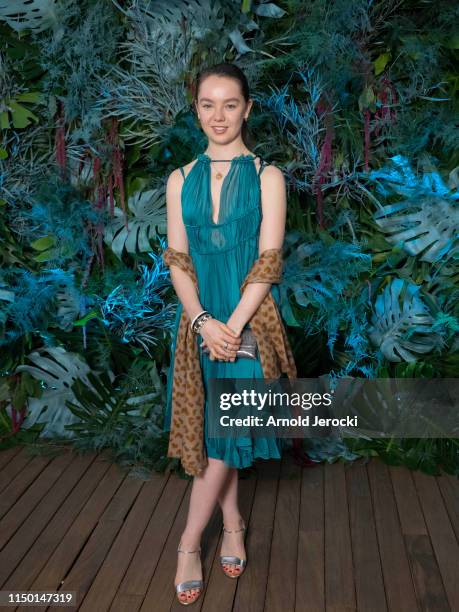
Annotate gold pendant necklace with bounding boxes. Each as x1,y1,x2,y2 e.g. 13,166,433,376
205,151,251,180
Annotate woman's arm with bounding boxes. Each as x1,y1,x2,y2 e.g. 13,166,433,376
166,168,206,322
226,165,287,334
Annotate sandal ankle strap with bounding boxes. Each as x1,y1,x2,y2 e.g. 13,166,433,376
222,524,246,534
177,545,201,554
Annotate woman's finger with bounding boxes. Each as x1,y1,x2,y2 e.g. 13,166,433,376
221,335,240,347
222,344,238,355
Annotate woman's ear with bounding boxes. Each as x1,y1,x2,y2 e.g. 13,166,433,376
245,99,253,120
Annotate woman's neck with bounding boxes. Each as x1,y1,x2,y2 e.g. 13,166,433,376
204,143,252,159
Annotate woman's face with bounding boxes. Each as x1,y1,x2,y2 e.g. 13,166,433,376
195,74,252,145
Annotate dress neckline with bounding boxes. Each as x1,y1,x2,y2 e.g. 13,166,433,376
195,153,257,225
198,152,257,162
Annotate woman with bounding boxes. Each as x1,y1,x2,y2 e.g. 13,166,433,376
164,62,295,605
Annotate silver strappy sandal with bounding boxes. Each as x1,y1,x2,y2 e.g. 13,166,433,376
219,522,247,578
175,544,204,606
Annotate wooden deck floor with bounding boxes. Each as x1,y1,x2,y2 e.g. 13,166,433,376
0,445,458,611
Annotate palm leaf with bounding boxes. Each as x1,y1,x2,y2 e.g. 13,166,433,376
13,346,99,438
368,279,444,362
104,189,167,259
373,197,459,263
0,0,59,33
368,155,459,263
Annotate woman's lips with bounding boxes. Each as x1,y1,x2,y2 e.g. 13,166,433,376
212,127,227,133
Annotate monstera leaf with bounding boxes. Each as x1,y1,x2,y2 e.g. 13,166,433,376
368,155,459,263
0,0,59,33
373,197,458,263
13,346,107,438
368,278,444,362
104,189,167,260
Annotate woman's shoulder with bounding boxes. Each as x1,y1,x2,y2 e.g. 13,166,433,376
168,158,200,184
258,160,284,184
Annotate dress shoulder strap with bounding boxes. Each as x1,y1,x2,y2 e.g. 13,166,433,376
257,158,269,177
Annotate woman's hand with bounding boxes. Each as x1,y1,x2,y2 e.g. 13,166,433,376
199,319,241,361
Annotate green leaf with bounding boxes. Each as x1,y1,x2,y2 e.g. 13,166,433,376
16,91,42,103
73,309,101,327
358,86,375,112
0,111,9,129
9,100,39,128
374,52,391,75
33,250,58,262
30,235,56,251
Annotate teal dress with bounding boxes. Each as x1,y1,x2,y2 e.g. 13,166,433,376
164,152,285,469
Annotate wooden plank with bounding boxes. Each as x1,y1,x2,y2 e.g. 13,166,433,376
391,465,427,536
0,446,22,471
296,462,324,612
203,464,257,612
405,535,450,612
0,449,51,508
413,469,459,611
49,473,145,611
139,481,192,611
347,460,386,611
0,449,75,549
2,454,109,592
368,459,418,612
264,452,302,612
0,447,32,494
436,473,459,543
109,593,143,611
0,451,95,586
78,470,174,611
392,465,448,610
324,461,355,612
114,471,185,600
233,461,281,612
23,462,129,612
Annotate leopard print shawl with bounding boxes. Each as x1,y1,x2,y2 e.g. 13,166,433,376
162,246,297,477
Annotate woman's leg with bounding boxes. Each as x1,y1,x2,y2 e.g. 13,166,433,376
175,457,231,603
217,467,246,576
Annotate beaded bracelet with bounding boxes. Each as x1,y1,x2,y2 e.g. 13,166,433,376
191,310,210,333
192,312,213,335
191,309,208,331
193,312,212,334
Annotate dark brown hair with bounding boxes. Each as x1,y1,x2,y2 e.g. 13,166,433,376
192,62,254,149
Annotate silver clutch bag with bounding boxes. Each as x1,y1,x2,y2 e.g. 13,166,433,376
202,328,258,360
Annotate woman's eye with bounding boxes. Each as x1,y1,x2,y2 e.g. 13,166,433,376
202,104,236,109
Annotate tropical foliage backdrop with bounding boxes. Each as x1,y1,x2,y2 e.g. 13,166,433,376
1,0,458,478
